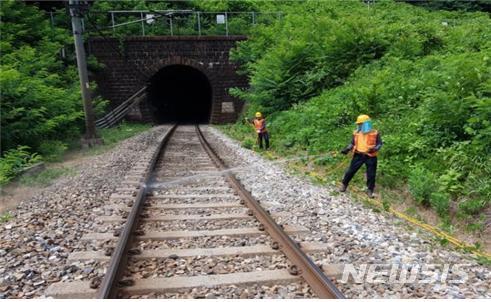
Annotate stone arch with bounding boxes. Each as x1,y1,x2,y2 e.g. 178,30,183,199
145,56,212,79
89,37,248,123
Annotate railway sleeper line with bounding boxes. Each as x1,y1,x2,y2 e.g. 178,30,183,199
45,125,344,299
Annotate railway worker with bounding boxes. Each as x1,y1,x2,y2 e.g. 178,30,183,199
339,114,383,198
245,112,270,149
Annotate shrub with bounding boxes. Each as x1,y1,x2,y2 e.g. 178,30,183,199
0,146,42,185
38,140,68,162
437,168,464,197
0,1,84,153
458,199,488,216
408,166,436,206
241,138,255,150
430,192,450,218
227,1,491,220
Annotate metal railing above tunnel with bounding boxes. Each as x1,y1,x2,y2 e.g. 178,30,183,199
88,10,282,37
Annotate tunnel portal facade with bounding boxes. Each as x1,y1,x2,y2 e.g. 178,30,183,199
89,36,248,124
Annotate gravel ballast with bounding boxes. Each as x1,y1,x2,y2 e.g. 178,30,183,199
0,126,169,299
201,126,490,299
1,125,489,298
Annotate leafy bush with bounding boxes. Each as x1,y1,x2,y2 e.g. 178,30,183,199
227,0,491,223
430,192,450,218
241,138,255,150
408,166,436,206
38,140,68,162
0,146,42,185
458,199,488,216
437,169,464,197
0,2,110,164
0,1,84,153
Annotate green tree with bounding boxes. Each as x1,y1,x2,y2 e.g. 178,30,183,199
228,0,491,223
1,1,86,153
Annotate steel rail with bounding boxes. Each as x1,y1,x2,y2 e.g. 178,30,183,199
97,125,177,298
195,125,345,299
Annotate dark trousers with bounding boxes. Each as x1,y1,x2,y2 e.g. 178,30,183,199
257,132,270,149
342,153,377,191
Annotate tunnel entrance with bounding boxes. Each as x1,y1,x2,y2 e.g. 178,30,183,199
147,65,212,124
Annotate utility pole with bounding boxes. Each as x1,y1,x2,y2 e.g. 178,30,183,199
69,0,102,147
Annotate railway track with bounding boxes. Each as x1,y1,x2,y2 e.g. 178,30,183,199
46,125,344,299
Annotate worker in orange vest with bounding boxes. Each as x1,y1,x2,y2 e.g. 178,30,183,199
246,112,270,149
339,114,383,198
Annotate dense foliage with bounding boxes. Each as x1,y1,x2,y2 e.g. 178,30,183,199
86,0,276,37
0,146,42,185
0,1,84,154
2,0,489,231
228,0,491,227
0,1,109,184
401,0,491,12
0,0,264,184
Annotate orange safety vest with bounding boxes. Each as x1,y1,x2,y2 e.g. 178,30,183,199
353,130,378,157
253,118,267,133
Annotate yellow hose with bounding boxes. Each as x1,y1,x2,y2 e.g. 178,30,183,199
340,170,491,260
273,147,490,260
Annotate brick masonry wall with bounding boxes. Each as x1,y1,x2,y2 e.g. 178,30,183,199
88,36,248,124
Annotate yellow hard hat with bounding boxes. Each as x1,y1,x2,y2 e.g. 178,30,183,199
255,112,262,118
355,114,370,124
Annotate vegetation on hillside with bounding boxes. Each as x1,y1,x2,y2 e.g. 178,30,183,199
87,0,278,37
227,1,491,232
0,1,145,185
1,0,490,236
401,0,491,12
0,1,82,184
0,0,273,186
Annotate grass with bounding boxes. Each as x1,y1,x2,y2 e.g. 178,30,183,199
404,207,423,222
1,122,152,189
218,121,490,237
476,255,491,266
99,122,152,146
217,124,491,259
4,122,152,188
75,122,152,156
0,212,13,223
18,167,76,187
0,122,153,215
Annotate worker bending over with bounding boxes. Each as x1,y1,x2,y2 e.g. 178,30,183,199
246,112,270,149
340,114,383,198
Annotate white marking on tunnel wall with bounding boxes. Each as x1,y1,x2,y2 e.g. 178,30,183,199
221,102,234,113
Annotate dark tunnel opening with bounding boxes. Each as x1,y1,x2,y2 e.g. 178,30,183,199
147,65,212,124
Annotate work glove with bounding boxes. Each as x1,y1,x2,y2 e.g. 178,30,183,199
341,147,351,155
